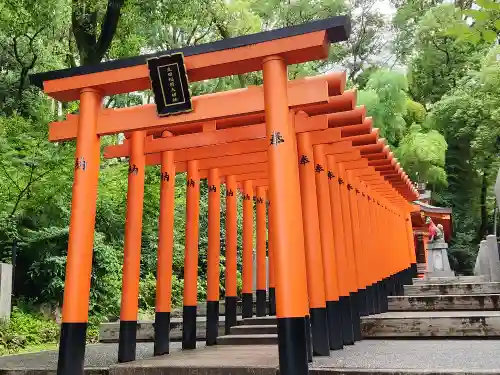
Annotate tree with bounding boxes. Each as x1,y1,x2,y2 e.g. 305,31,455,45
72,0,126,65
407,4,488,106
391,0,443,64
447,0,500,44
357,69,408,146
397,124,448,187
428,45,500,253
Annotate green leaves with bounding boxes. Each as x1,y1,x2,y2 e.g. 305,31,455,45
357,70,409,147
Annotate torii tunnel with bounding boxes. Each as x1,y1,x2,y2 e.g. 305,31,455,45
30,16,419,375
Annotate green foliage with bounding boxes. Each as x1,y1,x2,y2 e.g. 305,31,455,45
407,4,488,105
358,70,408,146
397,124,448,187
447,0,500,44
0,306,59,355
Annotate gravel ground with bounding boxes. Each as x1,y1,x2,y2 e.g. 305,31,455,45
2,340,500,372
0,342,207,370
312,340,500,370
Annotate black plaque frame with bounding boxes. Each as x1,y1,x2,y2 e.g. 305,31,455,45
147,53,193,117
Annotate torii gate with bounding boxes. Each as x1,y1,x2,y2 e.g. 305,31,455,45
29,15,421,375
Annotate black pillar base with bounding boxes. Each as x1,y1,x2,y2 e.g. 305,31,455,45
357,289,368,317
365,285,375,315
396,271,405,295
182,306,197,349
310,307,330,356
411,263,418,279
242,293,253,319
326,300,343,350
376,281,387,313
269,287,276,316
256,289,267,317
225,296,237,335
305,315,313,362
206,301,219,346
373,283,381,314
57,322,87,375
277,317,309,375
387,275,396,296
380,279,389,313
154,312,170,356
118,320,137,363
339,296,354,345
350,292,362,342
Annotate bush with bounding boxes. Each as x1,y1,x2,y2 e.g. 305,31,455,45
0,307,59,355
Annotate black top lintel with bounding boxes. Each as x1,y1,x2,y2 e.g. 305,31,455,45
29,15,350,88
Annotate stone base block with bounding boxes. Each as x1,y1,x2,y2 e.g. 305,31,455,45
362,311,500,338
99,317,235,343
412,276,489,284
404,282,500,296
388,294,500,311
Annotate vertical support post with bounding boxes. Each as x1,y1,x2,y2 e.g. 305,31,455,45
225,175,238,334
242,180,254,319
118,130,146,363
298,134,330,356
256,187,268,317
263,56,309,375
267,197,276,316
313,145,343,351
326,157,353,345
57,88,101,375
183,160,200,350
336,164,356,345
345,172,363,341
154,131,175,356
207,168,221,345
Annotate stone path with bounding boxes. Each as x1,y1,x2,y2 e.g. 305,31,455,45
3,340,500,374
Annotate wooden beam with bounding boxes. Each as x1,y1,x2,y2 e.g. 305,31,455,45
49,78,330,141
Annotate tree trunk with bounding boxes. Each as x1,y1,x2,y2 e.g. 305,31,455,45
477,172,489,242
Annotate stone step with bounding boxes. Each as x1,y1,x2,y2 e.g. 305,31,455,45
404,282,500,296
242,316,277,326
412,276,489,284
99,316,240,343
217,333,278,345
388,294,500,311
231,324,278,335
361,311,500,338
170,299,267,318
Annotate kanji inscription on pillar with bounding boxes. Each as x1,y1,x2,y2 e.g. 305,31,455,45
147,53,192,117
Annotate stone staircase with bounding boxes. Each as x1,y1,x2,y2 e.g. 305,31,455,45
214,276,500,344
364,276,500,338
218,316,278,345
99,276,500,343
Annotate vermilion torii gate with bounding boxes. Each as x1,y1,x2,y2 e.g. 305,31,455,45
29,16,420,375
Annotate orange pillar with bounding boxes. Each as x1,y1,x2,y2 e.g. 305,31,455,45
333,162,356,345
406,213,418,279
313,145,343,351
57,88,101,375
267,197,276,316
225,175,238,333
256,187,268,317
263,56,309,375
242,180,254,318
297,134,330,356
325,157,354,346
206,168,221,345
183,160,200,349
154,131,175,356
118,130,146,362
345,173,365,339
